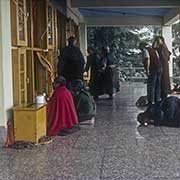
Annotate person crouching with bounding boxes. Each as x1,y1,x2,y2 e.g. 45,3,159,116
72,79,96,124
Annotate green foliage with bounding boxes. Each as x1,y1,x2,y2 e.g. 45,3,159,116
87,26,161,67
172,22,180,78
87,25,180,81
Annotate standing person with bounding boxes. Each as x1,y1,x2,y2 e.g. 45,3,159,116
139,42,162,105
153,36,171,99
101,46,114,99
57,36,85,89
84,47,101,100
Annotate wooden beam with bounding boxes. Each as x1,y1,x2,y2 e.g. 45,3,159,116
163,8,180,25
71,0,180,8
85,16,163,26
67,0,84,24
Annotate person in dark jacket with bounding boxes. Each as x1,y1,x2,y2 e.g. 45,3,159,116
137,96,180,127
57,36,85,89
84,47,101,100
100,46,115,99
153,36,171,99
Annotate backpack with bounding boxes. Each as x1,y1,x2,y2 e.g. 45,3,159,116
161,96,180,127
146,47,161,70
147,102,164,126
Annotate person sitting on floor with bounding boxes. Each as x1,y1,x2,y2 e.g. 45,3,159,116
72,79,96,124
47,76,79,136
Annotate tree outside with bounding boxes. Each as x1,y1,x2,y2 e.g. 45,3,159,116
87,26,180,82
172,21,180,83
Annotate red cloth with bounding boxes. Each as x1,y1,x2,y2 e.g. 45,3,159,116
47,86,78,136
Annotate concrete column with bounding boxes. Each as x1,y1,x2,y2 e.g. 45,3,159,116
162,26,173,78
79,23,87,58
0,0,13,129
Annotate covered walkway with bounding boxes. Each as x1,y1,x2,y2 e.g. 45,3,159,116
1,83,180,180
0,0,180,142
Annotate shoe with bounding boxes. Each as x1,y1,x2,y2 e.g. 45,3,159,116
72,125,81,131
58,129,69,136
58,126,81,136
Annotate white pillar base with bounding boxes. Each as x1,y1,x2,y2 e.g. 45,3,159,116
162,26,173,78
79,23,87,59
0,0,13,128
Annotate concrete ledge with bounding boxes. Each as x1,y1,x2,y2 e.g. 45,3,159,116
85,16,163,26
0,126,7,146
71,0,180,8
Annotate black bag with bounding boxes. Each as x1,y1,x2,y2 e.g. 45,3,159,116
161,96,180,127
147,102,164,126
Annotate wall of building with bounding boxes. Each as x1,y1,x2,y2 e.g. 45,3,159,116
0,0,13,128
66,0,86,56
0,0,85,129
66,0,84,25
0,0,4,127
162,26,173,77
79,23,87,57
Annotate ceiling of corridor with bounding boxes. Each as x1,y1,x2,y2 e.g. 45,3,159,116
54,0,180,25
79,8,171,17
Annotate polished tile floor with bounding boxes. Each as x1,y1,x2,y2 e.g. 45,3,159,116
1,83,180,180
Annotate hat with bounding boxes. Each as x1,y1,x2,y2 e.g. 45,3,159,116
54,76,66,86
72,79,84,90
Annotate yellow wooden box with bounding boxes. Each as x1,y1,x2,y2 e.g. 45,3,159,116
13,104,47,143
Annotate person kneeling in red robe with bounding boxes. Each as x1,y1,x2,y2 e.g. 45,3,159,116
47,76,78,136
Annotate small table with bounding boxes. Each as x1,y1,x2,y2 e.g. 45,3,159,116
13,103,47,143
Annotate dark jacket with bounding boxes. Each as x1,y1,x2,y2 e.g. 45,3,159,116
101,53,114,95
149,96,180,127
58,45,85,82
157,44,171,94
75,90,96,121
85,53,101,96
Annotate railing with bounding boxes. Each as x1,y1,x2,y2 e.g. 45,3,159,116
172,76,180,84
84,66,147,83
118,67,147,82
119,67,180,83
84,66,180,83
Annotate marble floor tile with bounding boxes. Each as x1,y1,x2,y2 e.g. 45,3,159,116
161,126,180,136
102,145,180,179
136,126,164,139
0,147,102,180
1,83,180,180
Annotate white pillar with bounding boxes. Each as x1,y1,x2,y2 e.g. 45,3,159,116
162,26,173,78
79,23,87,58
0,0,13,129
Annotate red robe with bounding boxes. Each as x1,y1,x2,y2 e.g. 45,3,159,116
47,86,78,136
